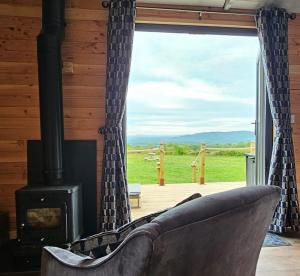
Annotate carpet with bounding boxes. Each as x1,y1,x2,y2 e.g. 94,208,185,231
263,232,291,247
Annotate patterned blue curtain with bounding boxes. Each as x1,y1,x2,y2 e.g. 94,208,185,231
256,8,300,233
99,0,136,231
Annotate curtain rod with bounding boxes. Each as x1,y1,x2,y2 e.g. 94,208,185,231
101,1,296,20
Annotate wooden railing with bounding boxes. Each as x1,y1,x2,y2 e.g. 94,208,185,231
191,142,256,185
129,141,256,186
156,143,165,186
191,144,206,185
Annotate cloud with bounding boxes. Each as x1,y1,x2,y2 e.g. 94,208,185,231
127,117,255,136
128,80,255,107
127,32,259,136
130,32,259,85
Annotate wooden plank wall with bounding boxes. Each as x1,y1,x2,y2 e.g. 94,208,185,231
289,17,300,191
0,0,299,237
0,0,108,238
136,4,256,28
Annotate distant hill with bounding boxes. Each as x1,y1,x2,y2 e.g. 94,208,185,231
127,131,255,145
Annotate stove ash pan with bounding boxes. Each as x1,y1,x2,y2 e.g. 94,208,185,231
15,185,82,246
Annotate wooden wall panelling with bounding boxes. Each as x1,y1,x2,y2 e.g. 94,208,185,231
136,4,256,28
289,17,300,194
0,0,298,238
0,0,108,238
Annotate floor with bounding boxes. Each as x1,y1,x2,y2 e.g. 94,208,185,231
257,234,300,276
130,182,300,276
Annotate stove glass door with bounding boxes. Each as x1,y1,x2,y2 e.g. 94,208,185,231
26,208,62,229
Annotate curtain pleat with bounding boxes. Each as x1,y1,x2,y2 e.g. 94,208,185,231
256,7,300,233
99,0,136,231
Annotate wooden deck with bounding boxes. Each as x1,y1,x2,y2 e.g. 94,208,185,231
130,182,245,219
130,182,300,276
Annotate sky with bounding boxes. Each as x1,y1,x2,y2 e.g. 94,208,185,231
127,31,260,137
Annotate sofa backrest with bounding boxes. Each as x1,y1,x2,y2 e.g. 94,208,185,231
134,186,280,276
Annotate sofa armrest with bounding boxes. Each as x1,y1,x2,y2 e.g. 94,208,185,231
42,246,98,267
41,232,154,276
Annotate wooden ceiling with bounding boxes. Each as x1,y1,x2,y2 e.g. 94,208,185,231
138,0,300,13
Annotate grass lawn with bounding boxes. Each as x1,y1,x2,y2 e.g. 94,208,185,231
127,153,246,184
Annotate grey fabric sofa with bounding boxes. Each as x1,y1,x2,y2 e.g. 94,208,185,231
41,186,280,276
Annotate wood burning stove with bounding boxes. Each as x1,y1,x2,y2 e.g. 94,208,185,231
15,0,83,248
16,186,81,246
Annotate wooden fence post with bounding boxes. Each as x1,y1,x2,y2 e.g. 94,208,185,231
159,143,165,186
200,144,205,185
156,162,160,185
192,161,197,183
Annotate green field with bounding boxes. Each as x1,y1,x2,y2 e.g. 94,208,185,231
127,145,247,184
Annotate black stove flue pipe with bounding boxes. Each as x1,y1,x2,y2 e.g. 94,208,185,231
37,0,65,186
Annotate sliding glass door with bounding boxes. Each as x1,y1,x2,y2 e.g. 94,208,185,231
255,55,273,185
